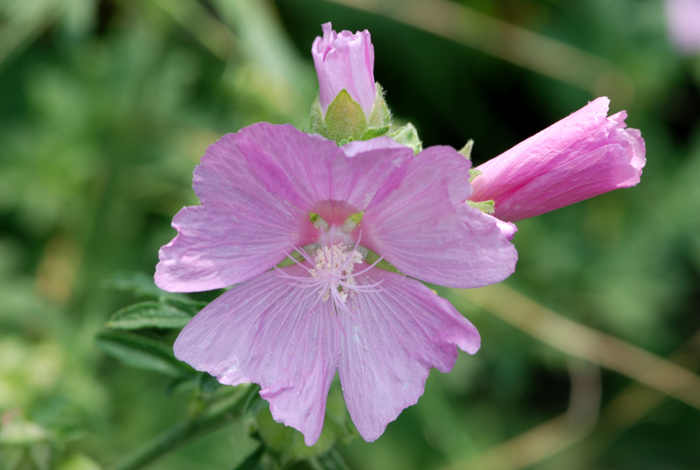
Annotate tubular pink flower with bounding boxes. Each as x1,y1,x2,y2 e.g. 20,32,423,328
469,97,646,222
156,123,517,445
312,22,376,116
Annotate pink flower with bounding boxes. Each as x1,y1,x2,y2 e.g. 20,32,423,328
664,0,700,54
312,22,376,116
469,97,645,222
155,123,517,444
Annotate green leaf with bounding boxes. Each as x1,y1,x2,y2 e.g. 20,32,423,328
107,301,193,330
96,330,194,378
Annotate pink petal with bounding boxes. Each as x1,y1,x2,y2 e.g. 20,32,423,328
362,145,517,288
155,131,314,292
240,123,412,226
470,97,646,222
173,265,339,445
339,267,480,441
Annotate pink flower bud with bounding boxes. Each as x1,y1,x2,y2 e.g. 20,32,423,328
469,97,646,222
312,22,376,116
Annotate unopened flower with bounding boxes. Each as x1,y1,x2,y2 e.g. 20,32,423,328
469,97,645,222
312,22,376,116
155,123,517,444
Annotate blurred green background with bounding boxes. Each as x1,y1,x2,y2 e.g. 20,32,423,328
1,0,699,469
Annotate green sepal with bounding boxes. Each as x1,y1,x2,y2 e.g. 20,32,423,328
388,123,422,154
459,139,474,160
276,251,305,268
107,301,193,330
362,83,392,140
365,249,403,274
469,168,482,182
322,89,368,143
467,199,495,215
309,97,324,136
343,210,364,232
360,125,391,140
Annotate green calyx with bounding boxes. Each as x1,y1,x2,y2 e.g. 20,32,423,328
387,123,422,154
310,83,391,145
459,139,474,160
467,199,495,215
469,168,482,182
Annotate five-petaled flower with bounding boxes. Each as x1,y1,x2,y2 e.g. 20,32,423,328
469,97,645,222
155,123,517,444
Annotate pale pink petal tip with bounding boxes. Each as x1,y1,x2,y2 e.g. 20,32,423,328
469,97,646,222
339,270,480,441
172,267,338,446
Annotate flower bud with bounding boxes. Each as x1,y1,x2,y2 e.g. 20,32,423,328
469,97,646,222
312,22,376,117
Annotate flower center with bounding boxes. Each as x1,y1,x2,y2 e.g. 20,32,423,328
309,243,363,304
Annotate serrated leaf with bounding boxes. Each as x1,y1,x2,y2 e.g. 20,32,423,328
107,301,193,330
96,331,193,378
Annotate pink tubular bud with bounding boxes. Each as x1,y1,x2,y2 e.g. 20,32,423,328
312,22,376,116
469,97,646,222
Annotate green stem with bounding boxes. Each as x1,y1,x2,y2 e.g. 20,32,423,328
110,384,258,470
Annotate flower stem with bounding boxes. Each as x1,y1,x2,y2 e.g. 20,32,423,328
109,383,258,470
